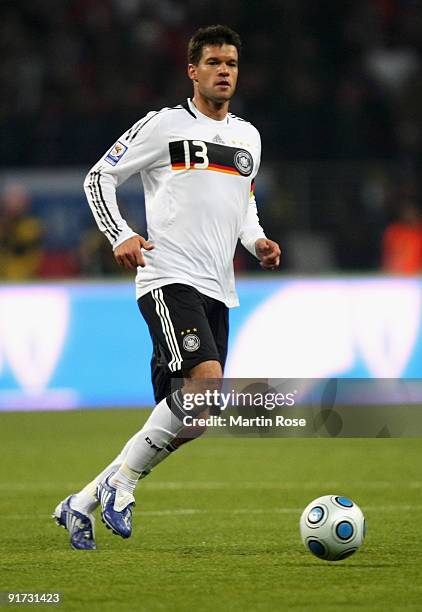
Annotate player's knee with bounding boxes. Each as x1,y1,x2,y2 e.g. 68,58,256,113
182,361,222,416
187,360,222,393
190,360,223,380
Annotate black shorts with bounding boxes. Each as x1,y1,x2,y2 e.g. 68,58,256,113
138,283,229,403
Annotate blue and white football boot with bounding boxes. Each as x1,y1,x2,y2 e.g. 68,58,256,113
52,496,96,550
96,477,135,538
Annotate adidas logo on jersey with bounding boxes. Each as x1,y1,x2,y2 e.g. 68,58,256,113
212,134,225,144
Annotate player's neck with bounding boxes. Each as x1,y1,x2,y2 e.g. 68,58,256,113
191,95,229,121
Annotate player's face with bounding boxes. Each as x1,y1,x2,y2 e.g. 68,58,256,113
188,44,239,103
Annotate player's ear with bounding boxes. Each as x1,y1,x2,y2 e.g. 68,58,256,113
187,63,198,82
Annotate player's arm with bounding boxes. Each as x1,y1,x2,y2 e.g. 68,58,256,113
83,112,163,269
239,180,281,270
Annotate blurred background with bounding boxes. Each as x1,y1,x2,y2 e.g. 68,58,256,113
2,0,422,277
1,0,422,408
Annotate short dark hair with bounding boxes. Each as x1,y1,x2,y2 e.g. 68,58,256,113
188,25,242,65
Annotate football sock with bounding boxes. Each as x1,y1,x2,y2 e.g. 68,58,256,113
72,446,178,513
109,392,186,494
138,440,178,480
109,443,178,493
109,462,140,494
71,392,186,510
70,482,98,515
71,432,138,514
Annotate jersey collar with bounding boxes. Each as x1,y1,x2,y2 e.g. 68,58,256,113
185,98,229,125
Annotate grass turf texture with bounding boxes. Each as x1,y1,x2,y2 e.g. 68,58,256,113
1,409,421,612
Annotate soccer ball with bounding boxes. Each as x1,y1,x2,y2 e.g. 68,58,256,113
300,495,365,561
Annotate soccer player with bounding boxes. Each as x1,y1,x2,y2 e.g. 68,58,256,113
53,24,280,550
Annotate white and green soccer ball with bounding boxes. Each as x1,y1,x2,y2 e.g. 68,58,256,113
300,495,366,561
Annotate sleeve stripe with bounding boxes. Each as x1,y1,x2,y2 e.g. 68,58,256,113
128,111,161,143
93,170,122,235
128,106,184,143
87,172,119,240
126,118,144,140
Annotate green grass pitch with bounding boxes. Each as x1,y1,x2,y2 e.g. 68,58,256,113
1,409,422,611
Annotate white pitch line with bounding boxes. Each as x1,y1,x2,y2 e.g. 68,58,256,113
7,505,422,521
141,481,422,491
1,481,421,492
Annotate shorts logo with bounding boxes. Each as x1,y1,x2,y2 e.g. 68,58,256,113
234,150,253,175
183,333,200,352
105,141,128,166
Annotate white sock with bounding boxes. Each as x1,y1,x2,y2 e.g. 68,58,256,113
70,482,98,515
109,393,185,494
71,392,185,510
109,463,139,495
71,432,138,514
138,440,178,480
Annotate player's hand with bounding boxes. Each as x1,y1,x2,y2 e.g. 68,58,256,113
114,235,154,269
255,238,281,270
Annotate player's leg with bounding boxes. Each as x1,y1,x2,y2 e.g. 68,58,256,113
52,346,176,547
165,293,228,449
118,357,222,475
69,341,172,521
97,284,224,538
52,430,140,549
52,285,227,547
93,288,227,486
97,358,221,537
68,432,138,512
151,291,229,451
93,291,229,486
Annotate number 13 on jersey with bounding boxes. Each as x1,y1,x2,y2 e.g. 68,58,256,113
169,139,253,177
183,140,209,169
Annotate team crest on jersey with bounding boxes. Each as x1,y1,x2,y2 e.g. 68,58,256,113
183,333,200,352
234,150,253,175
170,141,254,177
105,141,128,166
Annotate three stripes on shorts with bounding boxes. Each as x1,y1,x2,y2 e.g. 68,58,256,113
151,288,183,372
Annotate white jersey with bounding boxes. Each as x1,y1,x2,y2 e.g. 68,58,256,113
84,98,266,307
